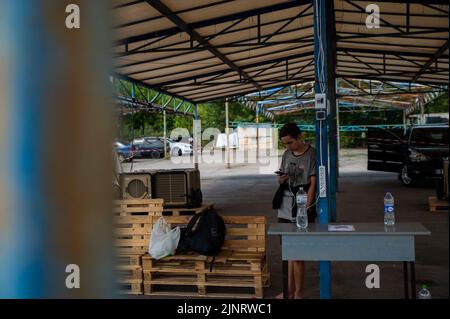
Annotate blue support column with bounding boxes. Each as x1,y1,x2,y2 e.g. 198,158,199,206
313,0,335,299
1,1,113,298
328,1,338,224
193,103,199,170
0,1,48,297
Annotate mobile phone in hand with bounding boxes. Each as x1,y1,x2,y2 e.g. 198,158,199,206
275,170,286,176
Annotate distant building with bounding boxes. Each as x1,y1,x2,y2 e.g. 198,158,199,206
407,113,449,125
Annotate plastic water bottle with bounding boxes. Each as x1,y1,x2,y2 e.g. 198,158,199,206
384,192,395,226
296,188,308,229
418,284,431,299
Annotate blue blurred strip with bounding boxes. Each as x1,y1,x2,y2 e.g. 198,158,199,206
0,0,50,298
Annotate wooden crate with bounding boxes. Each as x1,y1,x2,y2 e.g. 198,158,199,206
162,203,215,216
114,199,164,294
429,196,449,212
117,281,143,295
114,198,163,255
142,215,267,298
115,254,143,295
115,254,144,295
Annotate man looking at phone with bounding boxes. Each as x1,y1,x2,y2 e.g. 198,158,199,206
275,122,317,299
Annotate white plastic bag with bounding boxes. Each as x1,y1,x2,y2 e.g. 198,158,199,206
149,217,180,260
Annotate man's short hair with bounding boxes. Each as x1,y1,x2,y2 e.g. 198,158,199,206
280,123,302,139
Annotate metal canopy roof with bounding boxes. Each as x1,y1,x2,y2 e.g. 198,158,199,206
241,79,446,117
113,0,449,104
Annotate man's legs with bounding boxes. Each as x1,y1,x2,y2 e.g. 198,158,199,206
292,260,305,299
288,261,295,298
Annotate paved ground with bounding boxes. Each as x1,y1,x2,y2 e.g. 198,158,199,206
123,148,449,299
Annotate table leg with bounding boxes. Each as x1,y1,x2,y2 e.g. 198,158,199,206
282,260,289,299
403,261,409,299
410,262,416,299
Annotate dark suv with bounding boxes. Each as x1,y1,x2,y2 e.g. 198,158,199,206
367,124,449,187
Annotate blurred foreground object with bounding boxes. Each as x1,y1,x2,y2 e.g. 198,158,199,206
0,0,114,298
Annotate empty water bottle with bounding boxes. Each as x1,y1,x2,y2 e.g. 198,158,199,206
296,187,308,229
384,192,395,226
418,284,431,299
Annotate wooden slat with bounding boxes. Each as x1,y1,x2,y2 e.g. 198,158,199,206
222,240,265,249
115,227,151,236
225,228,265,236
147,277,198,285
115,239,148,247
161,215,266,225
142,290,257,299
116,265,141,271
116,248,147,255
114,216,153,224
429,196,449,212
118,207,163,213
114,199,164,205
205,278,257,288
223,216,266,224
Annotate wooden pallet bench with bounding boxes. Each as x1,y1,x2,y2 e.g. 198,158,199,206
142,215,268,298
114,199,164,294
161,203,215,216
429,196,449,212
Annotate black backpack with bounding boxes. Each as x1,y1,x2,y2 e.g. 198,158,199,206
177,209,226,269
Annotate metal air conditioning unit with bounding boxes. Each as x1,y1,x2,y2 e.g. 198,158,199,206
120,173,152,200
151,169,202,207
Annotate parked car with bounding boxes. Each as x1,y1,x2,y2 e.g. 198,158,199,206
168,138,193,156
367,124,449,187
113,141,134,162
132,140,164,159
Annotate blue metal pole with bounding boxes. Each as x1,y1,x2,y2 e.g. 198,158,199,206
0,0,49,298
1,1,113,298
194,103,199,170
313,0,332,299
328,1,338,224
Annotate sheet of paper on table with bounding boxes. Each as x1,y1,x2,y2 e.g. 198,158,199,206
328,224,355,232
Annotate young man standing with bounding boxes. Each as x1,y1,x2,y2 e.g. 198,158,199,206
276,122,317,299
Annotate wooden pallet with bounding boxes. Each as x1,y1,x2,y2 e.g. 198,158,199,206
114,199,164,216
114,199,164,294
114,199,164,255
429,196,449,212
115,255,144,295
142,215,267,298
162,203,215,216
117,281,143,295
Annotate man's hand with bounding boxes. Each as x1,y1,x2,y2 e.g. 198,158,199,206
278,174,288,184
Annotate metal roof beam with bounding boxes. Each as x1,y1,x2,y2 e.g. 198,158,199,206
145,51,314,88
114,72,195,104
411,40,449,82
114,0,235,31
337,47,449,59
116,0,310,46
145,0,262,91
335,9,448,18
338,29,449,41
337,73,448,86
116,13,314,63
195,79,314,103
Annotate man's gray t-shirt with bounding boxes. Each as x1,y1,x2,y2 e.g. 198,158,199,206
277,145,316,220
280,145,316,187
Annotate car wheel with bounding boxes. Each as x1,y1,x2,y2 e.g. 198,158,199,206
172,147,182,156
400,165,417,187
